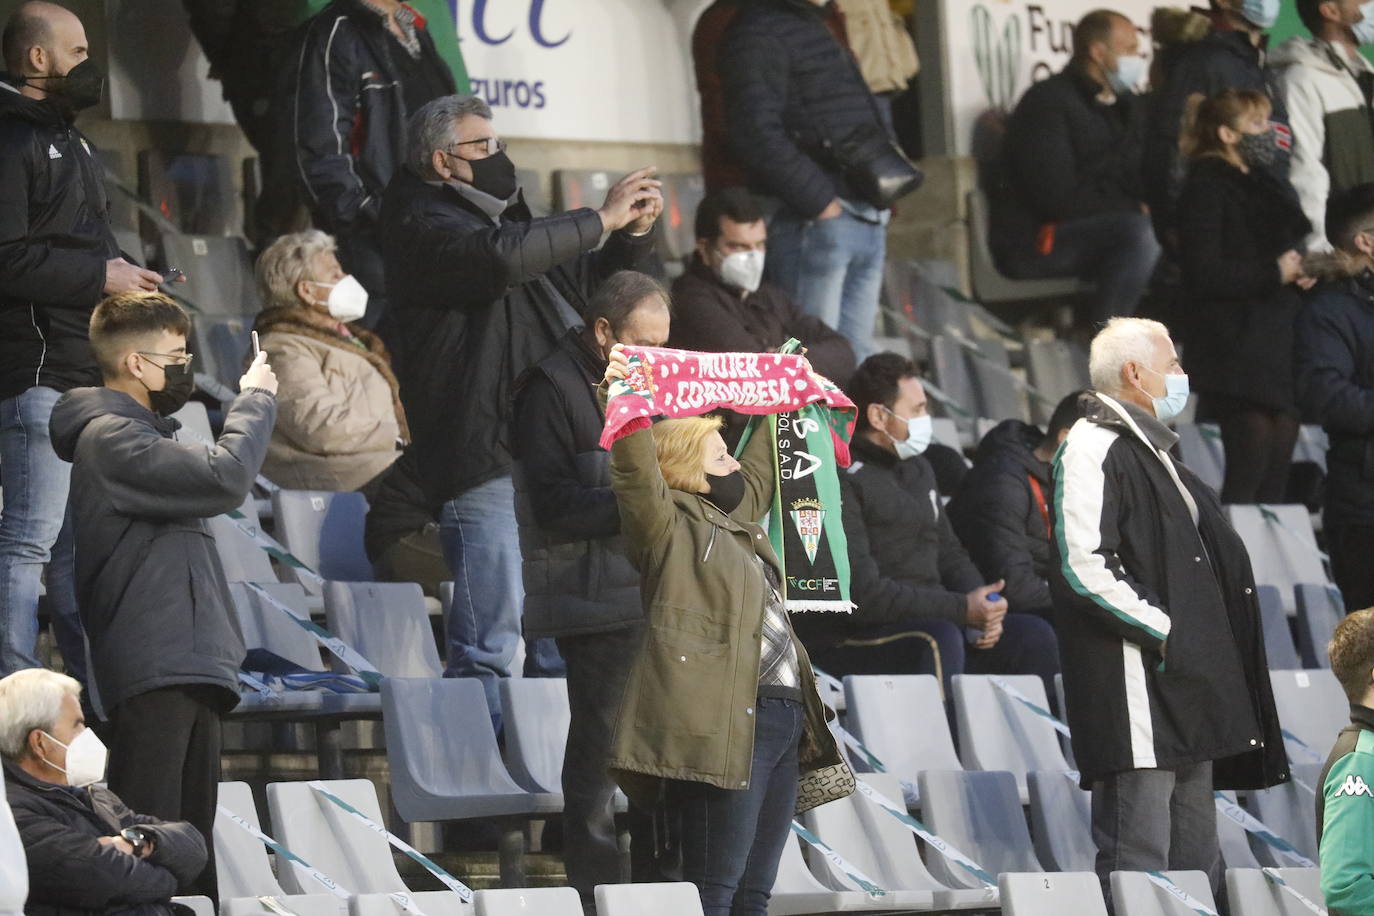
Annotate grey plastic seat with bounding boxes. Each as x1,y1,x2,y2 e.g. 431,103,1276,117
139,150,235,236
1257,585,1302,670
1226,505,1331,617
967,189,1092,305
209,495,278,584
931,335,980,422
1295,582,1343,669
931,418,964,454
348,893,472,916
499,679,571,799
768,831,910,914
170,401,213,444
1217,791,1263,869
1248,763,1322,864
1025,339,1090,426
1026,771,1095,872
553,169,614,212
844,675,961,805
0,776,25,916
1000,871,1107,916
951,674,1070,801
1175,423,1226,496
1269,669,1347,764
267,779,411,896
918,770,1042,889
324,582,441,678
1293,425,1329,473
160,232,262,316
594,883,704,916
274,490,375,593
170,897,214,916
966,336,1025,423
1224,867,1324,916
194,315,252,391
1110,870,1217,916
473,887,582,915
803,773,996,910
656,172,706,262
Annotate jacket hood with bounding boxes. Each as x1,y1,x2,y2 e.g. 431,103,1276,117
0,78,68,127
49,387,175,462
973,419,1048,479
1304,249,1374,282
1269,36,1346,73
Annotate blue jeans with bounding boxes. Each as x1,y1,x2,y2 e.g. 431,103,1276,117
669,695,803,916
766,201,888,361
0,387,86,682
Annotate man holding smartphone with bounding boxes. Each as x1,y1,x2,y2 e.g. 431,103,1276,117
0,2,163,689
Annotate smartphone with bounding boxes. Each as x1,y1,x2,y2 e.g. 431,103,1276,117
251,330,261,358
161,267,183,284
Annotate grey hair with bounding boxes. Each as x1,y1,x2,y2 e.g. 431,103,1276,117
0,668,80,759
1088,317,1172,394
255,229,337,311
407,94,494,180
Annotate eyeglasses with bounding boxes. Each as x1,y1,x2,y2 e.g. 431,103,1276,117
446,137,506,158
137,351,194,368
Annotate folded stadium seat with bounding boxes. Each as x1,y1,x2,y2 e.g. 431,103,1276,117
1257,585,1302,671
950,674,1071,802
966,189,1094,309
472,887,582,915
917,770,1042,890
656,172,706,265
843,675,962,807
803,772,997,910
1109,870,1217,916
966,336,1027,424
159,232,263,317
768,831,914,915
1269,669,1348,763
593,883,704,916
870,335,914,361
552,169,614,213
170,401,214,443
380,678,562,888
1224,867,1325,916
1295,582,1344,669
208,494,278,584
1247,762,1322,864
348,893,472,916
1024,338,1091,426
514,169,549,218
1216,791,1263,869
1225,505,1331,617
930,336,981,424
1293,425,1329,474
1173,423,1226,497
497,679,568,802
195,315,253,393
274,490,375,595
0,776,24,916
1051,674,1075,767
169,898,214,916
215,781,347,916
930,418,966,457
1025,771,1095,873
999,872,1107,916
324,582,442,678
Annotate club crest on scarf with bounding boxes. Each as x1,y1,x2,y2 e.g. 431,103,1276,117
789,498,825,565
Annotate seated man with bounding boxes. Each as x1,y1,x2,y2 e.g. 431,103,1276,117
1321,607,1374,912
947,392,1086,621
791,353,1060,694
1,668,207,913
669,188,856,388
993,9,1160,324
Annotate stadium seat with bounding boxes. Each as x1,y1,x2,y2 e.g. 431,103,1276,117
1257,585,1302,671
930,417,964,455
931,335,980,421
113,226,144,264
966,189,1091,306
0,777,24,916
348,893,472,916
917,770,1042,888
593,883,704,916
139,150,236,236
1216,791,1263,869
274,490,375,592
472,887,582,915
1024,338,1090,426
999,871,1106,916
768,831,906,914
193,315,252,392
324,582,441,678
170,400,213,443
553,169,614,212
1174,423,1225,496
1293,426,1329,474
966,335,1026,423
1295,582,1343,669
267,779,412,897
1026,771,1095,873
950,674,1071,801
498,678,569,797
1224,867,1324,916
1110,870,1217,916
1269,669,1347,765
170,897,214,916
843,674,961,805
1247,762,1322,865
1226,505,1331,617
218,782,323,904
160,232,262,317
209,494,277,584
657,172,706,263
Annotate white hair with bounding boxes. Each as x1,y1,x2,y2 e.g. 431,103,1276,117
406,94,493,180
255,229,337,311
0,668,80,759
1088,317,1172,394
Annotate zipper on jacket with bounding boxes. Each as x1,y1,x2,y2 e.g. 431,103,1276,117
702,526,718,563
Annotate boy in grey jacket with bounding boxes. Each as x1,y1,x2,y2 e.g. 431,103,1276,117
49,291,277,900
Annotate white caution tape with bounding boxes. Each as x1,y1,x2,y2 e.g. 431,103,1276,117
253,896,299,916
226,510,326,589
989,677,1072,738
853,779,997,888
789,821,887,897
1143,871,1221,916
1261,868,1328,915
307,782,473,903
830,723,919,801
1282,727,1327,765
244,582,383,688
812,666,845,697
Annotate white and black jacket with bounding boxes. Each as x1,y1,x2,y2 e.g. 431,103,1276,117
1050,392,1287,788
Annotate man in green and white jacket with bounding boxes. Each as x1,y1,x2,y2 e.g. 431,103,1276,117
1320,607,1374,912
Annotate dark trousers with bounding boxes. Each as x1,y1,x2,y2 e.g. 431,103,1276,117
1091,762,1222,909
1202,397,1299,505
669,696,802,916
557,624,646,900
108,685,223,901
1329,524,1374,612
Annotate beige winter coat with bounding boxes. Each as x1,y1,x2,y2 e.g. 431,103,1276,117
837,0,919,93
253,307,408,492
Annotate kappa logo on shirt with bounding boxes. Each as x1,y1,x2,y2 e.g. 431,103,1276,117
1335,774,1374,798
47,143,61,159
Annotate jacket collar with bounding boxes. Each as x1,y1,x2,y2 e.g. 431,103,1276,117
559,329,607,384
1082,391,1179,453
2,758,91,808
849,433,904,469
1352,704,1374,733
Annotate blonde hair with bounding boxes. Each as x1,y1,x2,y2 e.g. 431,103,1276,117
652,416,724,493
1089,316,1172,394
0,668,80,760
255,229,337,311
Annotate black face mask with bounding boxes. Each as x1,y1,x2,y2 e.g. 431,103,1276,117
704,470,746,515
27,58,104,114
467,150,518,201
144,361,194,416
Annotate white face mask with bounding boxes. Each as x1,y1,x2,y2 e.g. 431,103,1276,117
716,249,766,293
1140,365,1190,421
1355,1,1374,46
883,407,933,459
1108,54,1147,95
38,727,107,787
1240,0,1280,29
311,275,369,323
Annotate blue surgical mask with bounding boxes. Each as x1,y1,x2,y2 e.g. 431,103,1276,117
1356,1,1374,45
1240,0,1280,29
1141,366,1190,421
1108,54,1148,95
883,407,933,459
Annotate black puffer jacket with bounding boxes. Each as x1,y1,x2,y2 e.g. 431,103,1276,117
5,760,206,915
49,387,274,712
0,82,119,401
718,0,890,217
381,168,657,506
512,331,642,639
947,420,1055,617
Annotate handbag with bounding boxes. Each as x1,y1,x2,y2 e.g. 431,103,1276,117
795,760,857,815
829,122,925,210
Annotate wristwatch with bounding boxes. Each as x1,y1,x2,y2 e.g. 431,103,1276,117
120,826,151,855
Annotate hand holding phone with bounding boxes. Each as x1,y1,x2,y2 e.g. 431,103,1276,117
251,330,261,357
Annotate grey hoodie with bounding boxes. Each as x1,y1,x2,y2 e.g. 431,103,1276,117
49,387,276,712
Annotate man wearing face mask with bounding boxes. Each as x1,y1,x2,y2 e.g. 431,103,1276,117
49,291,278,902
0,669,209,913
0,2,164,691
1051,317,1286,907
789,352,1061,699
669,189,856,395
996,9,1161,326
1272,0,1374,252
